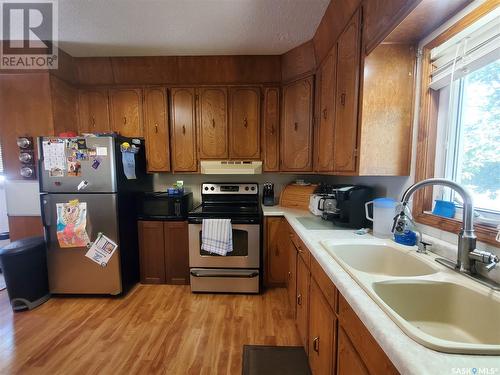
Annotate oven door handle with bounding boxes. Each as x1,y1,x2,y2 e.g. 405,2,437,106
190,270,259,278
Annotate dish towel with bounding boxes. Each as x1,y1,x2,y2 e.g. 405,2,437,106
201,219,233,256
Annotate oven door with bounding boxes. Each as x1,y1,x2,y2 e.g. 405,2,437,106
188,223,260,268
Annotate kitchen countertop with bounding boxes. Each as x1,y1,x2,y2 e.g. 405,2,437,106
262,205,500,375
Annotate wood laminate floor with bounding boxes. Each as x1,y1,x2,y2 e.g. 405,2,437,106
0,285,301,375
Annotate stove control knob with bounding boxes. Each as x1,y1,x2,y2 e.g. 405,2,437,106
210,186,215,191
251,186,256,191
245,186,249,191
204,186,209,191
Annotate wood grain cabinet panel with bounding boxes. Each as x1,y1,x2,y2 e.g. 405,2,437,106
164,221,190,285
333,10,362,174
170,88,198,172
229,87,260,159
337,327,369,375
262,87,280,171
144,87,170,172
287,237,298,318
138,221,166,284
265,217,288,287
315,50,336,172
309,278,336,375
197,87,228,159
296,255,310,352
78,89,110,134
109,88,143,137
281,77,314,172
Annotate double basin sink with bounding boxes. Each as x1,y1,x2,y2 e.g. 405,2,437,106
320,240,500,355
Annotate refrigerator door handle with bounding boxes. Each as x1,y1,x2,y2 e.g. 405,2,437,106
41,194,51,227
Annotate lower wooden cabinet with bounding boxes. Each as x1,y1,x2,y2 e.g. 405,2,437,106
264,217,288,287
309,278,336,375
296,255,310,351
337,327,369,375
287,235,298,317
138,220,190,285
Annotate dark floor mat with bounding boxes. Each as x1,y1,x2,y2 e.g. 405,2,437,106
242,345,312,375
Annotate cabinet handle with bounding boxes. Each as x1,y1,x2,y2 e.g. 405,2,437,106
313,337,320,353
211,118,215,128
155,123,159,133
182,125,186,135
340,93,346,106
123,116,127,125
243,118,248,128
288,271,292,280
323,108,327,119
90,116,96,128
294,122,298,131
270,125,275,135
297,293,302,306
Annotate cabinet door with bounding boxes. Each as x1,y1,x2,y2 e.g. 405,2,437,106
110,88,143,137
337,327,369,375
229,87,260,159
309,278,336,375
265,217,288,287
138,221,166,284
164,221,190,285
296,255,310,352
287,238,298,318
315,50,336,172
78,89,110,133
281,77,314,172
170,88,198,172
262,87,280,171
144,87,170,172
333,11,361,173
197,87,228,159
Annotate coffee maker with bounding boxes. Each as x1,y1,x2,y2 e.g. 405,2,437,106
262,182,275,206
323,185,374,228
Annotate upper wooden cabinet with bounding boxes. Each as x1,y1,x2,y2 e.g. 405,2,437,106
144,87,170,172
333,10,362,174
197,87,228,159
77,89,110,134
315,50,337,173
281,77,314,172
229,87,260,159
262,87,280,172
109,88,144,137
170,88,198,172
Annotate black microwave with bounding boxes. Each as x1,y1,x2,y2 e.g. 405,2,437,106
137,192,193,220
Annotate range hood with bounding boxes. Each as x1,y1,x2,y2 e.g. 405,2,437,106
200,160,262,174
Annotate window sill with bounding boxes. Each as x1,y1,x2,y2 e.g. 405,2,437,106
415,211,499,246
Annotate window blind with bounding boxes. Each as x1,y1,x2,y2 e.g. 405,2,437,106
429,7,500,90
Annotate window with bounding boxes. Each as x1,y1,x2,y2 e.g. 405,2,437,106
414,1,500,245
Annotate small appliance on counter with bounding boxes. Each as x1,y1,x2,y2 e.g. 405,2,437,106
309,183,349,217
322,185,374,228
137,191,193,220
262,182,275,206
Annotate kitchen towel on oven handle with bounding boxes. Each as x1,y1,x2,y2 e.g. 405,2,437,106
201,219,233,256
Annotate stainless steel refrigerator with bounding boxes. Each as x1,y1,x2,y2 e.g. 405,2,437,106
39,135,152,295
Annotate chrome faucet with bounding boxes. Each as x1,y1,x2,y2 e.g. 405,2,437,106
393,178,499,280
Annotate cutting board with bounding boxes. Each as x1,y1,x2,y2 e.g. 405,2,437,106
279,184,318,210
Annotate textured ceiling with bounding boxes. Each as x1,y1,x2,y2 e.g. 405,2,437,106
57,0,330,57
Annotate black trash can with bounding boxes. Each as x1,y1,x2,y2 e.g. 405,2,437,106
0,236,50,311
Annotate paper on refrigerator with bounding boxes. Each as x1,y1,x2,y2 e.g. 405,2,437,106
56,200,91,248
42,140,66,173
85,233,118,267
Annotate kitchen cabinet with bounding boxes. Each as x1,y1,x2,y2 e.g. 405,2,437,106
138,220,190,285
281,76,314,172
337,327,369,375
109,88,144,137
309,278,336,375
296,255,310,351
262,87,280,171
264,217,288,287
229,87,260,159
77,89,110,133
315,50,336,172
144,87,170,172
287,235,298,317
138,221,166,284
333,10,361,174
170,88,198,172
197,87,228,159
